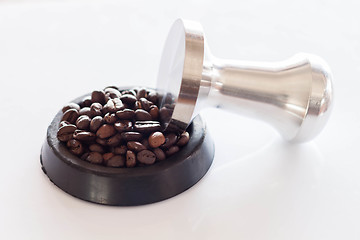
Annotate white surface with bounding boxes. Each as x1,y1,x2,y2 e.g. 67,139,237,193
1,0,360,239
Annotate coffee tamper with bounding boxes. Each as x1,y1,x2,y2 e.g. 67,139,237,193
157,19,333,143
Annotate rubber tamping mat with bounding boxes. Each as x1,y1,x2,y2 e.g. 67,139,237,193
40,93,215,206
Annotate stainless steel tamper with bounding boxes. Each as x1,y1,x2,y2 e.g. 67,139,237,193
157,19,333,143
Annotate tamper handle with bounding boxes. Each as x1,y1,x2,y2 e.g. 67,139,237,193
198,53,333,142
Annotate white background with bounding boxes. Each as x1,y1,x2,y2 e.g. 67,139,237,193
1,0,360,239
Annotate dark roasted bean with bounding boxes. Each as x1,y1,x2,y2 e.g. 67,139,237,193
121,132,143,142
137,150,156,165
135,109,152,120
96,137,108,146
81,152,90,161
104,87,121,99
106,155,125,167
148,132,166,148
116,109,135,120
147,91,158,104
127,141,147,152
89,143,105,153
159,107,173,123
91,90,106,105
120,94,137,105
153,148,166,161
114,120,133,132
61,109,79,124
90,116,103,132
104,112,117,124
114,145,127,155
62,103,80,113
177,132,190,146
162,133,178,149
106,133,122,147
79,107,93,118
149,105,159,120
103,152,115,162
86,152,103,164
134,121,161,133
59,120,70,128
134,100,142,110
57,124,77,142
66,139,83,155
141,139,150,149
96,124,116,139
126,150,136,168
80,97,92,108
165,145,180,156
121,90,136,96
136,88,147,99
90,102,102,116
76,115,91,130
139,98,152,111
102,99,116,114
73,130,96,142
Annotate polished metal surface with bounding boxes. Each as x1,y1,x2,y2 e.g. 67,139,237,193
157,19,334,142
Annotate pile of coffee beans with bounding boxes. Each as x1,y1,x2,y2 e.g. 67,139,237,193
57,87,190,168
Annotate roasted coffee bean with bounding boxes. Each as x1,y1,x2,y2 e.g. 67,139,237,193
102,99,116,114
153,148,166,161
147,91,158,104
106,155,125,167
127,141,147,152
85,152,103,164
159,107,173,123
59,120,70,128
90,116,103,132
162,133,178,149
116,109,135,120
114,120,133,132
62,103,80,113
126,150,136,168
121,90,136,96
96,137,108,146
148,132,166,148
103,152,115,162
57,124,77,142
135,109,151,121
91,90,106,105
165,145,180,157
58,87,191,167
139,98,152,111
141,139,150,149
80,97,92,108
136,88,147,99
149,105,159,120
104,87,121,99
73,130,96,142
134,121,161,133
76,115,91,130
137,150,156,165
120,94,137,105
89,143,105,153
96,124,116,139
79,107,93,118
61,109,79,124
66,139,83,155
177,132,190,146
104,112,117,124
90,102,102,116
114,145,127,155
121,132,143,142
106,133,122,147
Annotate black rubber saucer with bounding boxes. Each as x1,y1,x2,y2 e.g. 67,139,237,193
40,94,214,206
